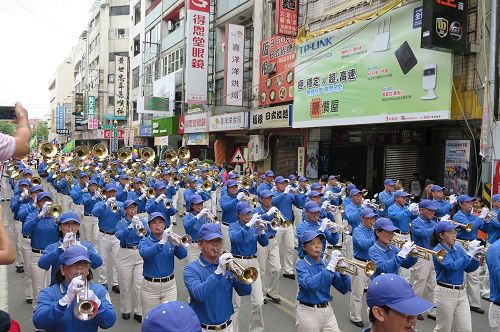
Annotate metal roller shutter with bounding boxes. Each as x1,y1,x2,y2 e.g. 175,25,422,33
272,136,301,176
384,145,422,191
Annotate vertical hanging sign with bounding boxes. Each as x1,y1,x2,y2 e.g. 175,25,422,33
185,0,210,104
276,0,298,37
224,24,245,106
114,55,128,117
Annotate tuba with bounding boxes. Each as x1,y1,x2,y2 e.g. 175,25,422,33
31,176,42,185
74,146,90,160
201,179,213,192
117,147,132,163
178,147,190,161
163,149,178,164
141,147,156,164
40,142,58,158
93,143,108,161
74,279,99,321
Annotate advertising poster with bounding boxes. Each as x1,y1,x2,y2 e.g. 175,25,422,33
306,141,319,179
444,140,470,195
224,24,245,106
276,0,298,36
293,2,453,128
114,56,128,117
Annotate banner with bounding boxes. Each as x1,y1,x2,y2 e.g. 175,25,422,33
276,0,298,36
88,96,97,130
182,112,209,133
259,35,295,106
55,105,65,130
293,2,452,128
183,132,209,145
114,55,128,117
152,71,178,116
250,104,292,129
444,140,470,195
29,136,38,151
306,141,319,178
185,0,210,104
224,24,245,106
209,112,247,131
61,139,75,154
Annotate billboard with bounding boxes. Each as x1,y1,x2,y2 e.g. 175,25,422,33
224,24,245,106
259,35,296,107
444,140,470,195
293,2,453,128
114,56,128,117
276,0,298,37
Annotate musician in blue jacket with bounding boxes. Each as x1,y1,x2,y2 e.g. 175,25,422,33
145,181,176,229
33,245,116,331
377,179,396,217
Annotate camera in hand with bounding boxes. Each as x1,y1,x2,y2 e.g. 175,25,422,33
0,106,16,120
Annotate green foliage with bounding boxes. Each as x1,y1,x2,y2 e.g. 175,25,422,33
33,121,49,141
0,121,15,135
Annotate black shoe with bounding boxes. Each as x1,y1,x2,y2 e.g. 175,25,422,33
470,306,485,314
417,314,424,320
101,283,108,290
16,266,24,273
266,293,281,304
173,221,177,226
350,320,364,328
482,296,491,302
263,299,268,304
283,273,296,280
427,314,436,321
134,314,142,323
26,298,32,304
112,285,120,294
122,313,130,320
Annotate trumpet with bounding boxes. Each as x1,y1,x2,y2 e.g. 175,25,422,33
455,239,487,259
31,176,42,185
109,199,119,213
74,279,98,321
271,209,291,227
324,253,376,277
167,231,192,247
391,238,446,262
146,187,156,199
241,194,258,207
204,212,220,224
226,257,258,284
323,202,345,214
65,232,78,247
49,204,63,219
256,218,279,231
133,216,147,237
449,220,473,233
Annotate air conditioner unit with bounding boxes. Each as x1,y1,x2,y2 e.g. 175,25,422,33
167,20,174,31
179,8,185,20
248,135,265,161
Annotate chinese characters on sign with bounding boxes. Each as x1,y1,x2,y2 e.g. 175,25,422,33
224,24,245,106
259,35,296,106
55,104,65,131
276,0,298,36
250,104,292,129
75,93,84,131
185,0,210,104
209,112,247,131
88,95,98,130
182,112,209,134
114,56,129,117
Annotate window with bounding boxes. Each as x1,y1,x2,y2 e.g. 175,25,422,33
108,96,115,105
162,48,184,75
109,28,129,39
145,64,152,86
109,52,129,61
134,6,141,25
132,67,140,89
133,37,140,57
108,74,115,83
89,35,99,53
109,6,130,16
145,24,160,46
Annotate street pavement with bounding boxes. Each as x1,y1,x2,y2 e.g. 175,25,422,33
0,201,492,331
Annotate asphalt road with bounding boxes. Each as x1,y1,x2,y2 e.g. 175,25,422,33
0,201,492,331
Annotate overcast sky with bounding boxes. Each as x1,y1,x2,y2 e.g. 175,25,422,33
0,0,95,119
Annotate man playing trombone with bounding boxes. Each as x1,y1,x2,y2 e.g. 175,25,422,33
184,223,252,332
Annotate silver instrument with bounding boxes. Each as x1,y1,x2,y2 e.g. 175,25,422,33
74,279,98,321
167,231,192,247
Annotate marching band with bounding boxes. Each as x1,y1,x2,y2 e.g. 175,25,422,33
1,142,499,332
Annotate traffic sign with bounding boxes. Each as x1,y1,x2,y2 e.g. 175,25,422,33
230,147,246,164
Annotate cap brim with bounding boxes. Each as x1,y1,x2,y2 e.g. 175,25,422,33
304,233,326,243
380,226,399,231
387,296,435,316
238,208,252,215
362,213,377,218
306,207,321,213
201,233,223,241
60,219,80,224
191,200,203,204
64,256,90,266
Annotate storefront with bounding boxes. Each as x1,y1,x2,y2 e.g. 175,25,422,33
209,112,248,166
178,112,210,160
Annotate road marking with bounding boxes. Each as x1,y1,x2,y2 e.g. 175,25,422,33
0,264,7,311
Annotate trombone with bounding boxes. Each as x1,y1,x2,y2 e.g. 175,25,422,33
324,253,376,277
450,220,473,233
167,231,192,247
391,238,446,262
74,279,99,321
455,239,487,259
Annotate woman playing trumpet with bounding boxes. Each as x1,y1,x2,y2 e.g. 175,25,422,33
138,212,187,318
430,221,483,332
38,212,102,287
115,200,150,322
296,230,350,332
33,245,116,331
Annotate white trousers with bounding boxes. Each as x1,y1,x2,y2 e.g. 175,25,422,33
349,258,369,322
276,224,294,275
177,187,186,215
30,251,49,308
96,232,119,286
256,236,281,298
210,191,217,215
342,234,353,260
221,223,231,253
296,303,340,332
481,245,490,298
433,285,472,332
14,222,24,267
186,244,202,265
81,215,98,247
116,247,143,315
465,265,482,308
411,255,437,316
141,278,177,318
231,257,264,332
394,233,411,283
490,302,500,332
20,236,32,299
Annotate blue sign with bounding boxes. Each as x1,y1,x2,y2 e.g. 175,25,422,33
55,105,65,130
139,125,152,137
413,7,422,29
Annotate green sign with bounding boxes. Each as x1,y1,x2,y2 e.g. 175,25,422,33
152,117,177,137
88,96,96,116
145,97,169,112
293,2,452,128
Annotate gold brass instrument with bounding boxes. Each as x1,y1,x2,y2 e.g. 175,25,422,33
93,143,108,161
74,146,90,160
49,204,63,219
141,147,156,164
146,187,156,199
455,239,487,259
163,149,178,164
212,176,223,187
201,179,213,192
41,142,58,158
324,253,376,277
204,212,220,224
100,188,107,198
117,147,132,163
239,177,252,191
241,194,258,207
172,174,181,185
167,231,192,247
133,216,147,237
391,238,446,262
179,167,189,176
256,218,279,231
31,176,42,185
450,220,473,233
226,258,258,284
271,209,291,227
178,147,190,161
74,279,99,321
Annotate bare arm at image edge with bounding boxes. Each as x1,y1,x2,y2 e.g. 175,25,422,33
0,102,32,161
0,205,15,264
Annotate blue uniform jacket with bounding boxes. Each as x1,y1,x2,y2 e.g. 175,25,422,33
256,182,272,195
33,281,116,331
344,204,362,230
183,212,209,241
184,255,251,325
91,201,125,233
126,190,147,213
488,208,500,244
82,192,101,216
296,219,339,259
433,200,452,218
352,224,375,261
453,210,490,240
116,216,150,247
388,203,415,233
272,191,300,222
229,220,269,256
19,201,36,221
145,198,176,227
220,193,239,225
139,235,187,278
23,211,59,250
368,241,417,279
411,215,436,249
486,240,500,302
378,190,395,217
433,242,480,285
184,187,209,212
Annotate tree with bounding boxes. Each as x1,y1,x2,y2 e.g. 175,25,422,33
0,121,15,135
33,121,49,141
